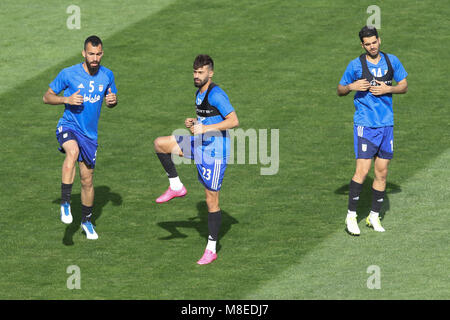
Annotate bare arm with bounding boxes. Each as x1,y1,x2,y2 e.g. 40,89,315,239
337,84,351,96
370,78,408,96
337,79,371,97
43,88,83,105
389,78,408,94
190,111,239,135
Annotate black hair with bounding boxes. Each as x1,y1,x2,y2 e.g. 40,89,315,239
193,54,214,70
359,26,378,42
84,35,103,50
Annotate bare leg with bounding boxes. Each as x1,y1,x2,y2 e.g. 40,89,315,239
205,189,220,213
61,140,79,184
154,135,183,156
79,161,94,207
352,158,372,184
373,157,390,191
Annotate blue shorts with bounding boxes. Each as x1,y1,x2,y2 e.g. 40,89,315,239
175,135,227,191
354,125,393,159
56,126,98,168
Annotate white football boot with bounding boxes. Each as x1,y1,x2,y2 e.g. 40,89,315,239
60,202,73,224
366,212,385,232
345,212,360,236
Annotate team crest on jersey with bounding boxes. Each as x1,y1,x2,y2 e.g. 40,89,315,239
98,85,104,92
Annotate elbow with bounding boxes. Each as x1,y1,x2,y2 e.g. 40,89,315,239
42,95,48,104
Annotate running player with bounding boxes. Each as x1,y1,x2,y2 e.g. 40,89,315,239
337,26,408,235
43,35,118,240
154,54,239,264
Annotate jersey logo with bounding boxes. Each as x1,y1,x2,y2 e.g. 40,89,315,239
78,83,84,89
99,84,104,92
83,94,101,103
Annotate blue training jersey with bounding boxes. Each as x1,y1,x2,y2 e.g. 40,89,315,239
195,85,235,159
339,53,407,127
50,63,117,141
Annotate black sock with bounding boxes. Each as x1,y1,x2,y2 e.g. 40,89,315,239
348,180,363,212
156,153,178,178
371,188,385,213
208,210,222,241
61,183,73,204
81,205,93,223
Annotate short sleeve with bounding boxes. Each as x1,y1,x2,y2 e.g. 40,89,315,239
339,60,357,86
105,70,118,96
49,69,68,94
389,54,408,83
209,88,235,118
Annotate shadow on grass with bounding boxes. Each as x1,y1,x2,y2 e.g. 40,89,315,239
157,201,238,253
334,177,402,223
53,185,122,246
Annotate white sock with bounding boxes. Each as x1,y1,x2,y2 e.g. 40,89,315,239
369,211,379,218
206,239,216,253
169,177,183,191
347,210,357,218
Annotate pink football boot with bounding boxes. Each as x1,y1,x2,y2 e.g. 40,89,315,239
156,186,187,203
197,249,217,265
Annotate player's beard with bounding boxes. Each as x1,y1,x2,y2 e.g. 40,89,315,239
86,59,100,75
194,77,208,88
366,47,380,59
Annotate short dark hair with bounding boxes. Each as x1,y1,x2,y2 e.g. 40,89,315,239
193,54,214,70
359,26,378,42
84,35,103,50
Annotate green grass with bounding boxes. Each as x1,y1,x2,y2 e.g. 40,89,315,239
0,0,449,299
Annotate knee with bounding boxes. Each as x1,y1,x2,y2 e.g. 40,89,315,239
375,168,388,182
354,167,369,181
154,137,165,152
80,175,93,189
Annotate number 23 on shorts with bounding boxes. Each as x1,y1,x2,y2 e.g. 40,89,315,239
202,167,211,180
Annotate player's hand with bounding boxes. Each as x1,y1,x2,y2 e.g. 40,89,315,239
369,80,391,96
66,89,84,105
190,123,205,135
105,88,117,107
185,118,197,128
349,79,370,92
